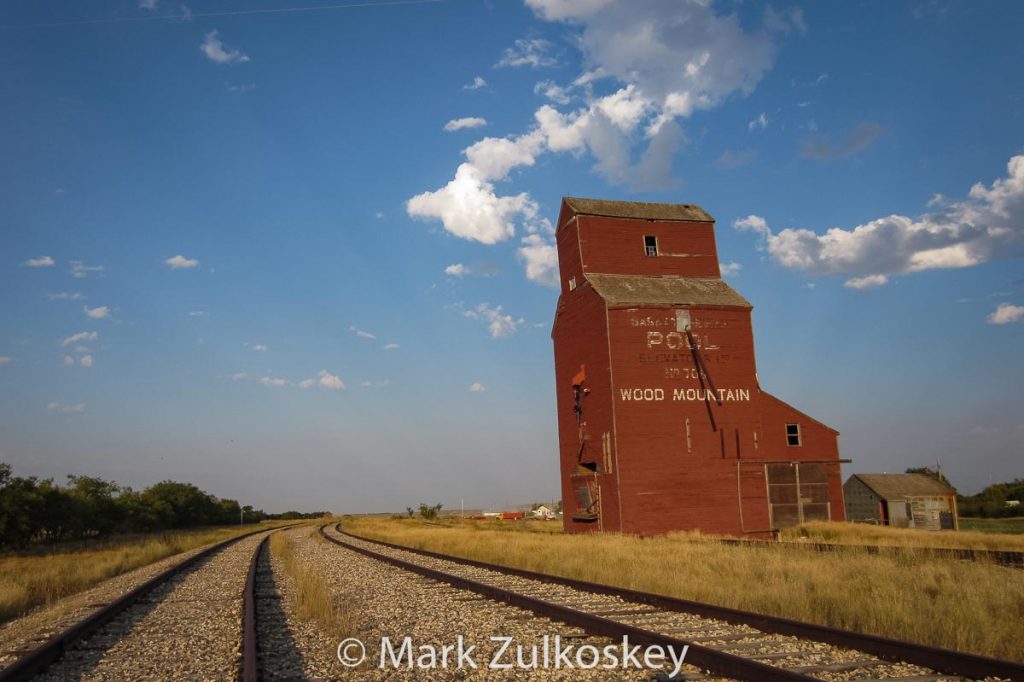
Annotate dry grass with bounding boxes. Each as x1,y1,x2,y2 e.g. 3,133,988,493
780,521,1024,551
343,516,1024,661
0,522,293,624
269,528,354,638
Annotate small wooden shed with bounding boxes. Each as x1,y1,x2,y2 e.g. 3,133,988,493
843,473,959,530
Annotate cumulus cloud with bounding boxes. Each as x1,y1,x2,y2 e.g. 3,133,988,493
259,376,288,387
445,263,468,277
844,274,888,289
468,382,486,392
733,154,1024,284
316,370,344,390
349,326,376,340
84,305,110,319
47,402,86,413
444,117,488,132
48,292,84,301
79,354,94,367
62,331,97,347
496,38,557,68
70,261,103,278
516,234,559,286
200,30,249,64
24,256,54,267
719,261,742,276
464,303,524,338
988,303,1024,324
165,254,199,269
463,76,487,90
409,0,792,276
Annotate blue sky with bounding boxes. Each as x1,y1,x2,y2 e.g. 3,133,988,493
1,0,1022,513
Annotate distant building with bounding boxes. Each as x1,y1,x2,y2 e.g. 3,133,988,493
843,473,959,530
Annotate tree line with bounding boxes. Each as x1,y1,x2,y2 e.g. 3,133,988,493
0,462,328,549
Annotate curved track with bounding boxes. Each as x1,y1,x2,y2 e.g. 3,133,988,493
323,524,1024,682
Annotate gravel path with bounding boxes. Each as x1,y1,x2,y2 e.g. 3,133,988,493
262,525,694,680
0,541,227,671
34,531,269,681
324,526,949,682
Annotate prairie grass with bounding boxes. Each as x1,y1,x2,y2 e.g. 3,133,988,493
343,517,1024,661
269,528,354,638
780,521,1024,551
957,517,1024,535
0,522,293,624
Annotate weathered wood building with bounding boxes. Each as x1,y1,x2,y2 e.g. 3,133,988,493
551,197,847,538
843,473,959,530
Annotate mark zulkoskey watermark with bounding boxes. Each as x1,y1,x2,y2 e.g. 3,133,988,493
337,635,689,676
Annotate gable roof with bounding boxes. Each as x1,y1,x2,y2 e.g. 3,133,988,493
586,273,751,308
850,473,956,499
564,196,714,223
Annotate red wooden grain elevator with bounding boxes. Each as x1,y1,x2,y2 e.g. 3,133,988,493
551,197,846,537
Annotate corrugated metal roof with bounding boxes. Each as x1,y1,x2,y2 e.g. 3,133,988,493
850,474,956,499
564,196,714,222
586,273,752,308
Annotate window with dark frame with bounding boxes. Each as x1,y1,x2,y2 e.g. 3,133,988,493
786,423,801,446
643,235,658,256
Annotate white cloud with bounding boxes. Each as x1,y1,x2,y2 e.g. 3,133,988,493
0,356,10,365
748,112,768,131
139,0,158,8
47,402,85,413
516,234,559,286
988,303,1024,325
84,305,110,319
464,303,524,338
468,382,486,392
349,326,376,340
534,79,571,104
382,343,399,350
463,76,487,90
70,261,103,278
298,378,315,389
48,292,84,301
230,372,249,381
24,256,54,267
734,154,1024,281
317,369,344,390
445,263,468,277
165,254,199,269
444,117,488,132
200,30,249,64
62,331,97,347
63,355,74,366
844,274,889,289
719,261,742,276
496,38,557,68
252,344,268,352
79,354,94,367
259,376,288,387
188,310,206,317
409,0,791,261
360,379,391,388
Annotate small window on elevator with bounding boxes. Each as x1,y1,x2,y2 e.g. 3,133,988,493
644,235,658,257
785,423,802,447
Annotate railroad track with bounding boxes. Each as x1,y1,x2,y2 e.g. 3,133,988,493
323,524,1024,682
0,526,289,682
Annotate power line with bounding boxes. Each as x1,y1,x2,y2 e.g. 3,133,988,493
1,0,449,30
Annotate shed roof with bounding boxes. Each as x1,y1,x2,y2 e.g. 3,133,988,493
586,273,752,308
849,473,956,499
564,196,714,223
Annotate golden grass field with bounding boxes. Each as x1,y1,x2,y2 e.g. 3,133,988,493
269,526,354,638
780,520,1024,551
0,522,296,624
342,516,1024,661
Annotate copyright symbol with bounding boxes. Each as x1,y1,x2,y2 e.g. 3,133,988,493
336,637,366,667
